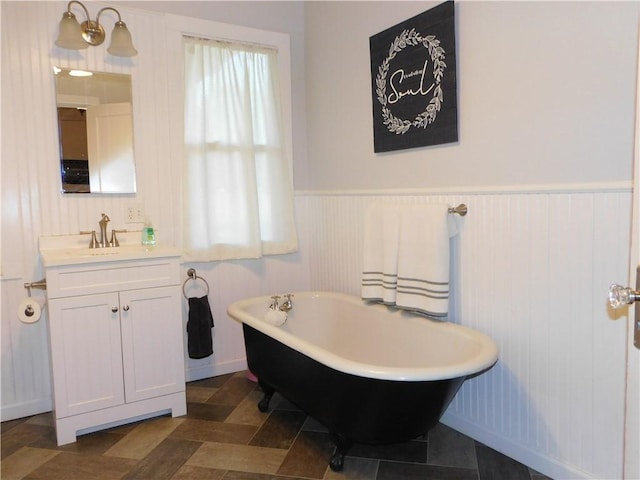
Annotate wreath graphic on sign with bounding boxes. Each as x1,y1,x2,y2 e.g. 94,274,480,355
375,28,446,135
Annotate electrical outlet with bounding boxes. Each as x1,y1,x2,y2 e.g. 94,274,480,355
125,205,144,223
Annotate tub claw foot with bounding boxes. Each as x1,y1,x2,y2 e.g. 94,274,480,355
258,395,271,412
329,449,345,471
329,433,353,472
257,382,275,412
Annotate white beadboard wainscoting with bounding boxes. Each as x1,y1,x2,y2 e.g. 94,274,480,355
299,185,632,480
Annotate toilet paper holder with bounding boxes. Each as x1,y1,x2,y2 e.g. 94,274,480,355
24,278,47,297
21,279,47,319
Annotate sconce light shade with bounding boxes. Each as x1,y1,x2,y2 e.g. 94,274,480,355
54,1,137,57
55,11,89,50
107,21,138,57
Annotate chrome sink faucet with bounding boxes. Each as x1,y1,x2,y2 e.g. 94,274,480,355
98,213,110,248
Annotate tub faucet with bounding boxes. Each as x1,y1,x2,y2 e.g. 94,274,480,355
269,294,293,312
280,294,294,313
98,213,110,247
269,296,281,311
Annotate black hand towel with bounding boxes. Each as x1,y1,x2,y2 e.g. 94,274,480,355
187,295,214,359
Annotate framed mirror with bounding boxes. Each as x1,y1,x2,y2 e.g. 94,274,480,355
54,67,136,194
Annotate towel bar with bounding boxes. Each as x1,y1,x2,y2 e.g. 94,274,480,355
448,204,468,216
182,268,210,299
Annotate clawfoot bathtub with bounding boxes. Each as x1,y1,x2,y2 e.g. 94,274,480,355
227,291,497,471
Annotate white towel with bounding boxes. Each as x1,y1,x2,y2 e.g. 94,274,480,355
395,204,455,317
361,203,400,304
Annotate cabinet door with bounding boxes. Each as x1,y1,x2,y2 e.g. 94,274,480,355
48,293,125,418
119,286,185,403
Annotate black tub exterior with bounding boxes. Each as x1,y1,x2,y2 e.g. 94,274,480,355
242,324,466,470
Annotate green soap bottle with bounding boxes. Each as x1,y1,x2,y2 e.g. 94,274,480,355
142,219,156,246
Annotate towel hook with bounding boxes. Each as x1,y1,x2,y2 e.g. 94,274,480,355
182,268,210,299
448,204,468,216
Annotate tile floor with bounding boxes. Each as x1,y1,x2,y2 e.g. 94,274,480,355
1,371,552,480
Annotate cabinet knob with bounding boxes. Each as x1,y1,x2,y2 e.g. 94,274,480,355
111,306,118,313
123,305,130,312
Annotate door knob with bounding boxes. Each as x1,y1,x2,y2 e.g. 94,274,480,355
123,305,130,311
608,284,640,308
111,306,119,313
609,283,640,349
609,268,640,350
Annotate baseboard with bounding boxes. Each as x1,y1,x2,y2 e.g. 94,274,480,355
0,398,52,422
185,358,248,382
440,412,599,480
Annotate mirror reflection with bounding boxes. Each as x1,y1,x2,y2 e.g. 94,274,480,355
54,67,136,194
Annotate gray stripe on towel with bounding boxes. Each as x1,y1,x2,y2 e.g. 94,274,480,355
396,288,449,300
362,271,398,278
397,276,448,286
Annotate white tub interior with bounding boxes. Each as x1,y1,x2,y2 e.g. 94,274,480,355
229,291,498,381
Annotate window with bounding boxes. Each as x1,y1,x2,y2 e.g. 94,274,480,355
182,35,297,261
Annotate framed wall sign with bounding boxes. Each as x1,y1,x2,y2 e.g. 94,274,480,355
370,1,458,153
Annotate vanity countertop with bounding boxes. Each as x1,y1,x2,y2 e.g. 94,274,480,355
39,233,182,267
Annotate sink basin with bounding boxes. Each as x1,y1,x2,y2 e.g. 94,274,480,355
39,234,182,267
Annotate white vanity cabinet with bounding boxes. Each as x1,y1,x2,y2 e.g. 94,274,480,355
42,252,186,445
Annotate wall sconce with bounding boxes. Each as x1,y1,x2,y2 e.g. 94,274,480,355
55,1,137,57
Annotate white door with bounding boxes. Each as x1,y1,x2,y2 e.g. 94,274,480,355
119,286,185,403
86,102,135,193
624,30,640,478
610,29,640,479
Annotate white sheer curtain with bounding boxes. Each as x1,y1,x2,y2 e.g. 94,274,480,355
183,36,297,261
